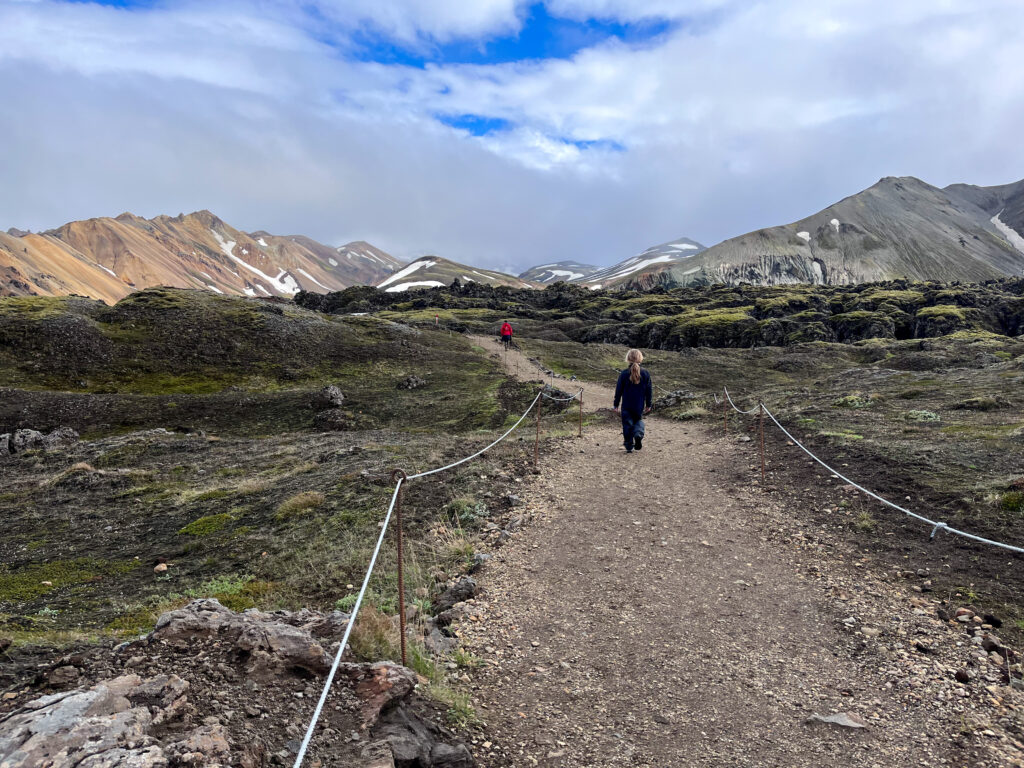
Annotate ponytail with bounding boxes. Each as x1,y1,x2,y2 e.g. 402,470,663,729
625,348,643,385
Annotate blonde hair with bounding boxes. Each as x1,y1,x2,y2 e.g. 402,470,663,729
625,348,643,385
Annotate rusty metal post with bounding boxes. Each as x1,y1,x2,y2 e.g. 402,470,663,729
578,389,583,438
534,389,543,469
758,401,766,482
723,390,728,435
390,469,409,667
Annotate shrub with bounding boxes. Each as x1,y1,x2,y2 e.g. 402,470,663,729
1000,491,1024,513
904,410,940,422
276,491,326,520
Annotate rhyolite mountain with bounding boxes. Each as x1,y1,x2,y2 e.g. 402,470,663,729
377,256,537,292
577,237,707,289
614,176,1024,289
518,261,600,284
0,211,402,303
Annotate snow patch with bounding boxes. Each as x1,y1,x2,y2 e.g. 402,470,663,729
384,280,445,293
298,268,328,290
241,248,249,255
257,238,268,247
206,284,224,294
471,270,498,282
606,254,675,280
545,269,584,280
461,275,476,283
200,272,213,280
211,230,236,259
378,259,436,288
796,231,811,242
328,258,338,267
244,287,257,297
830,218,840,233
588,284,602,290
256,285,271,296
992,212,1024,255
668,242,699,250
97,264,117,278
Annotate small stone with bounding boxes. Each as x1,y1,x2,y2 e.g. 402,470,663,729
154,563,168,573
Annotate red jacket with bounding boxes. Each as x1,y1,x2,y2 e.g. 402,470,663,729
500,323,513,337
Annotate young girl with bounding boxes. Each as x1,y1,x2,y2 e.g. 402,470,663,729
613,349,653,453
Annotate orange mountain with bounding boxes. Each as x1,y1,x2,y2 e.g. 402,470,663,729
0,210,402,303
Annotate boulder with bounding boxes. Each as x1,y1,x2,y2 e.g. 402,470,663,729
399,375,427,390
0,674,188,768
0,434,9,457
11,429,45,452
312,385,346,410
342,662,417,727
432,577,477,614
43,427,79,450
150,598,329,676
374,706,474,768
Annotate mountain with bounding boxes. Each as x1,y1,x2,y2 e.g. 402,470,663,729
518,261,600,284
377,256,537,292
0,211,401,303
619,176,1024,289
578,237,707,290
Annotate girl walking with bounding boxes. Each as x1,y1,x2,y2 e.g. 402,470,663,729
613,349,653,453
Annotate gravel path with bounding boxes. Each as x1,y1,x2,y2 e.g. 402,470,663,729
453,340,1024,766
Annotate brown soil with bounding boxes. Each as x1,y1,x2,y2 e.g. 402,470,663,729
453,340,1024,767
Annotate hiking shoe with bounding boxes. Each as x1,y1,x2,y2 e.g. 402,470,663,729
624,443,633,453
634,435,643,451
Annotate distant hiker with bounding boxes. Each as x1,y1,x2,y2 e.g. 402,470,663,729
500,321,513,350
613,349,652,454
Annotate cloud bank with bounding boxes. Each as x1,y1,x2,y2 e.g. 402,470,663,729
1,0,1022,273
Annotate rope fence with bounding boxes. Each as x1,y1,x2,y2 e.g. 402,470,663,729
718,386,1024,557
293,383,581,767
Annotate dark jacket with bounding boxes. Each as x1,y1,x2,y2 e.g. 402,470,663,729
613,368,652,417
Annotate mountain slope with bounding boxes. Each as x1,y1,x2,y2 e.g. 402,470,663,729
0,211,400,301
519,261,599,284
580,237,707,289
627,176,1024,289
377,256,537,292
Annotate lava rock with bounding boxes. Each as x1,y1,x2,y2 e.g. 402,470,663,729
432,578,477,614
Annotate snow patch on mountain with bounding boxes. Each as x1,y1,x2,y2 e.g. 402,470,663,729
992,211,1024,255
384,280,445,293
298,268,328,289
379,260,436,288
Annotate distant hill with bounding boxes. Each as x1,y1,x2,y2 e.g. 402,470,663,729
519,261,599,284
0,211,400,303
620,176,1024,289
577,237,707,290
377,256,537,292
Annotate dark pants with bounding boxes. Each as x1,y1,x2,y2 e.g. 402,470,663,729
501,334,511,349
621,410,645,448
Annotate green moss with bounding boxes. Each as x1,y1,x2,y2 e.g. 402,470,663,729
178,513,233,536
833,394,874,408
917,304,966,321
905,409,941,422
0,296,72,320
0,559,137,604
193,488,231,502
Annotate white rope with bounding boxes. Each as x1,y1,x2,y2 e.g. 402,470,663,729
723,386,762,415
294,388,548,766
541,386,584,403
292,480,403,768
408,390,543,479
760,403,1024,555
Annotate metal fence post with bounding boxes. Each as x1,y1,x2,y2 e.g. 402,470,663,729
758,401,766,482
723,389,728,435
578,389,583,438
390,469,409,667
534,389,543,469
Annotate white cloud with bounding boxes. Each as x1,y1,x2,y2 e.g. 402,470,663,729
0,0,1022,276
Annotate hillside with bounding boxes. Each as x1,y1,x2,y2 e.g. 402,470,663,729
377,255,536,292
0,211,401,302
518,260,599,284
618,176,1024,289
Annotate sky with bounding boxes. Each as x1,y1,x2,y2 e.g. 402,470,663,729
1,0,1023,274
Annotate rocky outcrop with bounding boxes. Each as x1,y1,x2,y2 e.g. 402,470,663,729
149,599,340,678
3,426,79,455
0,673,225,768
312,385,345,410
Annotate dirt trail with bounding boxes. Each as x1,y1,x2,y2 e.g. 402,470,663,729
470,335,616,413
454,342,1021,766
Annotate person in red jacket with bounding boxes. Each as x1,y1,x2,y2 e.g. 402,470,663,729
500,321,513,350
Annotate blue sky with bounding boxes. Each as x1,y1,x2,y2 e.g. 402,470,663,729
1,0,1023,273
